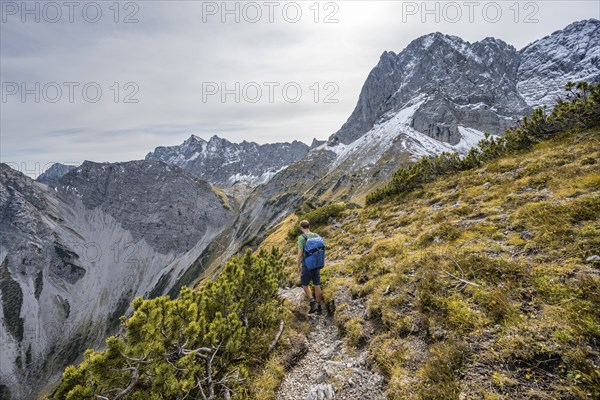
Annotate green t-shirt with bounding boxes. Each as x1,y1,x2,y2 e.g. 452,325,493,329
298,232,319,259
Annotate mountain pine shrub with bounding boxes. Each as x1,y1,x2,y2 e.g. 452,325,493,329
50,248,285,400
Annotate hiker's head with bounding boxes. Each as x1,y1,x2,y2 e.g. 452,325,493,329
300,220,310,233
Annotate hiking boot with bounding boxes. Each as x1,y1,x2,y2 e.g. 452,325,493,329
309,300,318,314
316,303,323,315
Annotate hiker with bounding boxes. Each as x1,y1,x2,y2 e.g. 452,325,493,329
297,220,325,314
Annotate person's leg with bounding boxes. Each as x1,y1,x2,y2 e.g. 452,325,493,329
304,284,318,313
313,268,322,302
313,269,323,314
305,271,320,313
302,285,313,300
300,267,314,302
314,285,322,303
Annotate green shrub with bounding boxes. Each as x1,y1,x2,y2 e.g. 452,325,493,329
51,248,286,399
0,259,24,342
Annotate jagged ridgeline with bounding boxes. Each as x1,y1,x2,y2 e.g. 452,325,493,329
47,248,286,399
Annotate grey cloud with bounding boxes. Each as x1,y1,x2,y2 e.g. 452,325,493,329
1,1,598,175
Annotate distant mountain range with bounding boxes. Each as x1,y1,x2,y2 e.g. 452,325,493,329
145,135,317,187
1,19,598,399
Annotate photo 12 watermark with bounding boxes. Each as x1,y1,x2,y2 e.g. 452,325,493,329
201,81,339,104
1,1,140,24
55,240,140,264
1,82,140,104
401,1,540,24
200,1,340,24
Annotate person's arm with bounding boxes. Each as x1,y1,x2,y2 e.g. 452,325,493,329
297,248,303,276
297,235,304,276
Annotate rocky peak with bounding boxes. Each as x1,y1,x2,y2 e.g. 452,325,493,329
35,163,77,186
182,134,206,146
146,134,311,187
328,20,598,148
310,138,326,149
329,29,527,147
1,163,47,211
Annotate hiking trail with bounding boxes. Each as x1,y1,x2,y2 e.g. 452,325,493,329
277,287,386,400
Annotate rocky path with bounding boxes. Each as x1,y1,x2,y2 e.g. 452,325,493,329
276,288,386,400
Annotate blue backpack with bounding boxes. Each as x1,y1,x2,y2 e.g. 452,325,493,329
302,234,326,270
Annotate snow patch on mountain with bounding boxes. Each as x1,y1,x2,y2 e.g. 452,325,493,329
327,98,427,170
454,126,488,154
226,166,288,186
325,97,490,171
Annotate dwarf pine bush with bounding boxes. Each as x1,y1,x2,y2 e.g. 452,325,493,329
50,248,285,400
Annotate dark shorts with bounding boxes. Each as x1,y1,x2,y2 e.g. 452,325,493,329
300,266,321,286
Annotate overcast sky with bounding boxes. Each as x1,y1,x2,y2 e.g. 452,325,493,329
1,1,598,177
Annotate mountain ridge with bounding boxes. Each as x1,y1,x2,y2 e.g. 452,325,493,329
145,134,312,187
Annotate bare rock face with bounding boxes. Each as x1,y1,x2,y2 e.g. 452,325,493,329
329,19,599,147
57,160,232,255
35,163,76,186
145,135,311,187
329,33,528,146
328,50,404,146
518,19,600,106
0,162,234,399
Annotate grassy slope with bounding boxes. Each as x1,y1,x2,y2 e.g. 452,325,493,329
258,127,600,399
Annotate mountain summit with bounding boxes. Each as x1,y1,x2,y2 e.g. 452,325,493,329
518,18,600,106
229,19,600,250
329,18,599,148
145,135,311,187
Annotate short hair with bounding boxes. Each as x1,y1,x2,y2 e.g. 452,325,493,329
300,220,310,229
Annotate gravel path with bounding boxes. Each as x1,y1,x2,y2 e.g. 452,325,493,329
276,289,386,400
